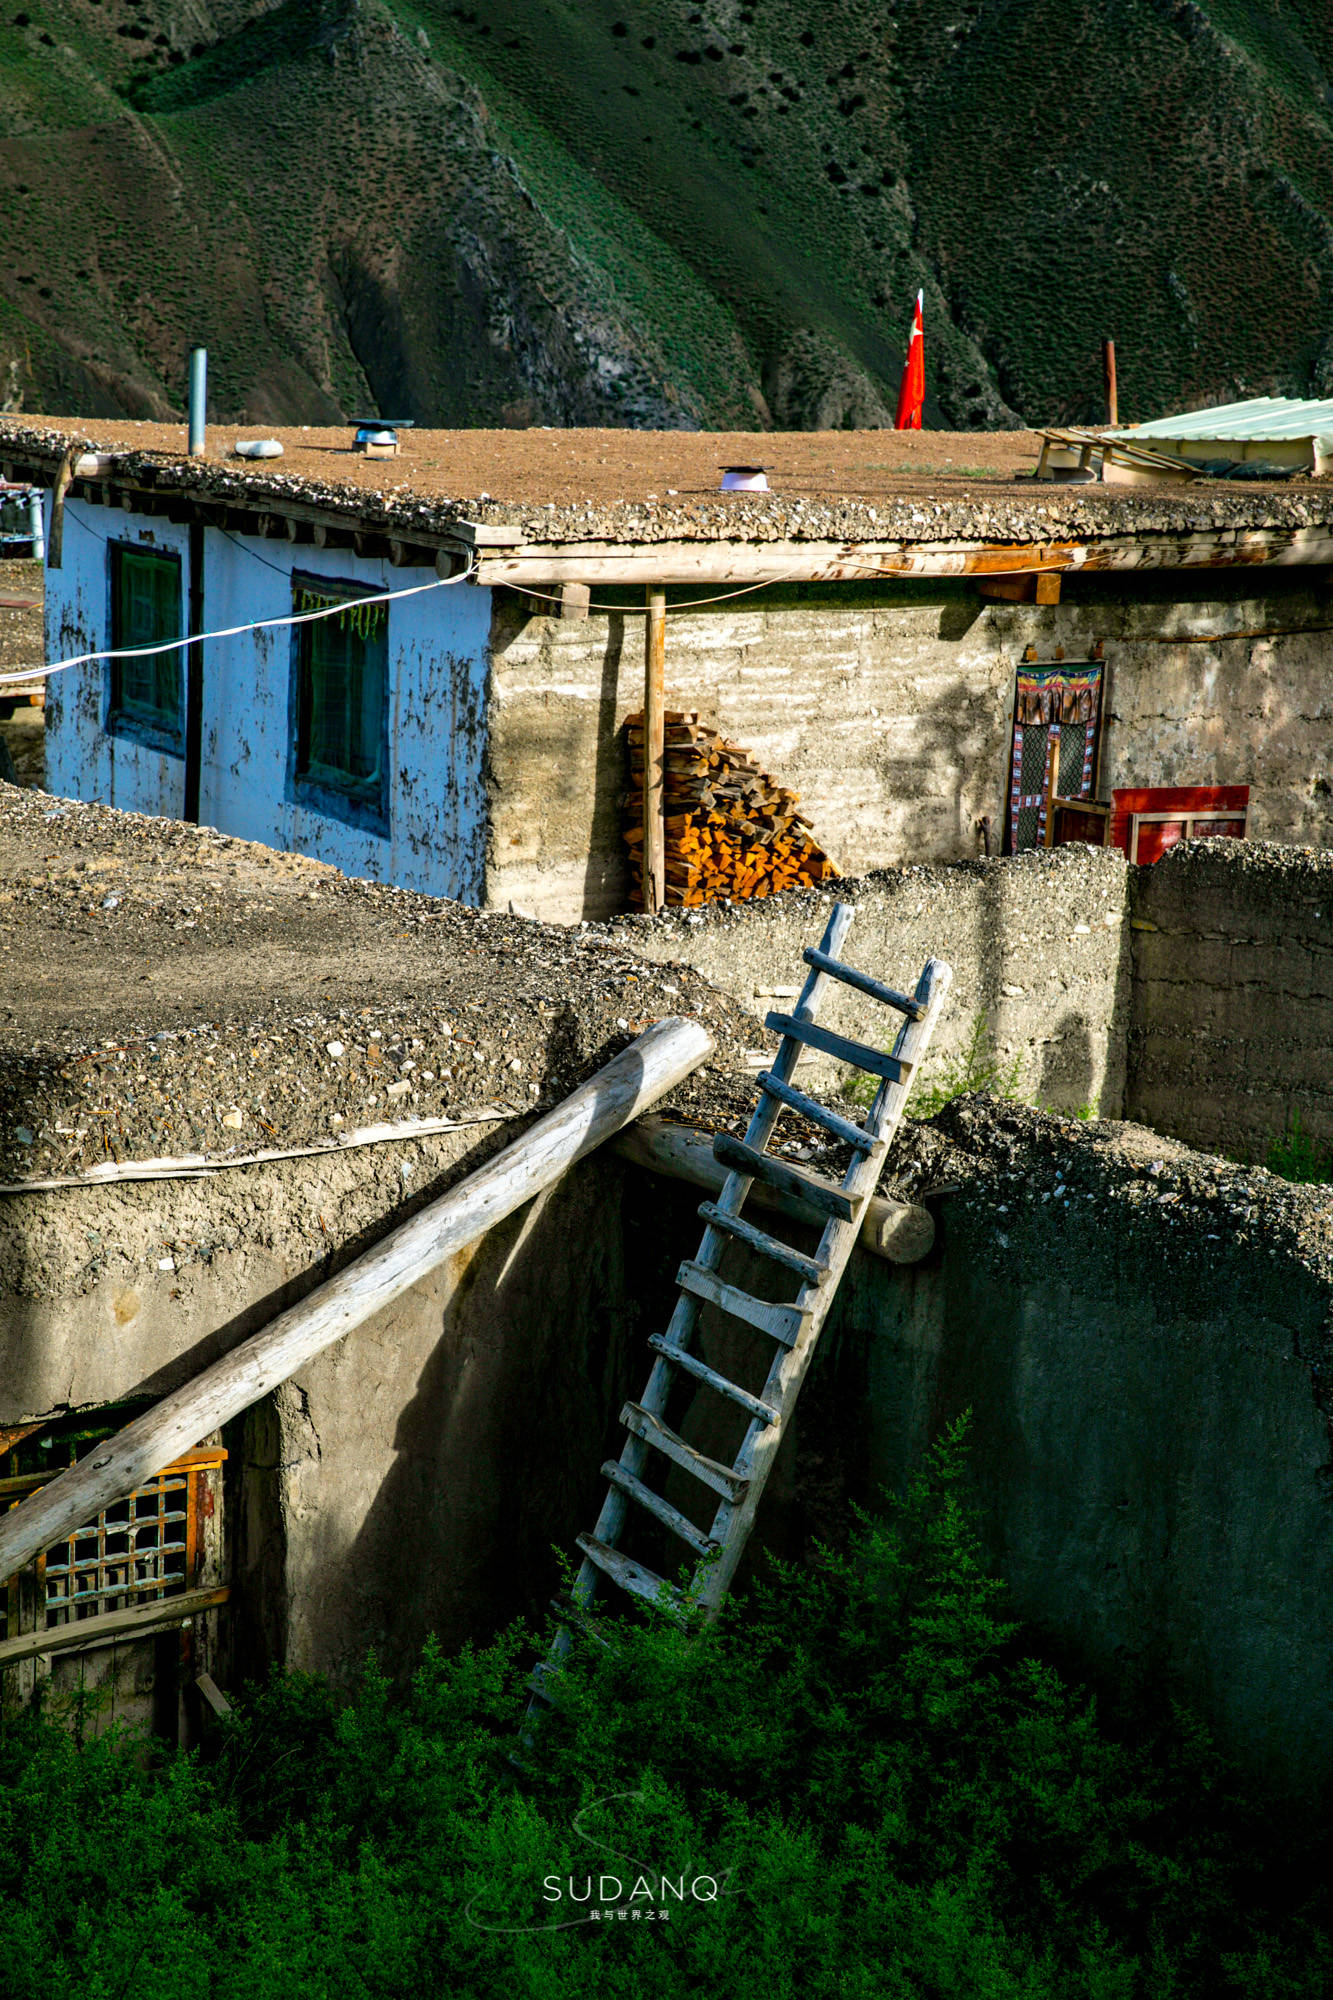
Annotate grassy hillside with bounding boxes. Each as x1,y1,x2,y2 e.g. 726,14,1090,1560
1,0,1332,428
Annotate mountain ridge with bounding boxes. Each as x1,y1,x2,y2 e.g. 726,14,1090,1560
2,0,1332,430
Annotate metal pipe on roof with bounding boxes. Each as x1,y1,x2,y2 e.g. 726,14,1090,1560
187,347,207,458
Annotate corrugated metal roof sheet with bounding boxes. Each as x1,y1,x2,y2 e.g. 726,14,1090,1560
1113,396,1333,442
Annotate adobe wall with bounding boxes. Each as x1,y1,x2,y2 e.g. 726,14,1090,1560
486,571,1333,924
606,845,1133,1118
1127,841,1333,1160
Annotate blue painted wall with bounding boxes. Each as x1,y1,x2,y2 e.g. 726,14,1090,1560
44,500,493,903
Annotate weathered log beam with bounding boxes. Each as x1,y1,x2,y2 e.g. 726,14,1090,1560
0,1021,714,1591
473,524,1333,588
612,1115,935,1264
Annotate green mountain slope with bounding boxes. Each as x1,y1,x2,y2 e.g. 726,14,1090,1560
2,0,1332,428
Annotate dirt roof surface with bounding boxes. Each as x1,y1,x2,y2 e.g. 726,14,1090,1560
6,419,1332,550
0,786,764,1184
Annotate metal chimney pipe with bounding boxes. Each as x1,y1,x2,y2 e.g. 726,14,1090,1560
27,490,44,563
188,347,208,457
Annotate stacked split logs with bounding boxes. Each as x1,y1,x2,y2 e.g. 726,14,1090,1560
625,711,839,908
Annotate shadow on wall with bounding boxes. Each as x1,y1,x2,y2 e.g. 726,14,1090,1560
335,1156,665,1680
583,610,628,916
1038,1012,1095,1113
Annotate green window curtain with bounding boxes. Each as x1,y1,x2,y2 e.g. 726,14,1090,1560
295,588,387,806
111,548,183,734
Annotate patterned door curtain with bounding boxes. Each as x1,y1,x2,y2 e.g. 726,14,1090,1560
1005,661,1105,853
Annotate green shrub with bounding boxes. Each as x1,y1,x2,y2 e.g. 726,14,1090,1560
0,1420,1329,1996
845,1011,1024,1115
1266,1110,1332,1185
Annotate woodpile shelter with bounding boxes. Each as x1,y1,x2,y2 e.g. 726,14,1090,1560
5,417,1333,919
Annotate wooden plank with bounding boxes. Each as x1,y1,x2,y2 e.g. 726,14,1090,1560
764,1012,908,1082
642,587,666,914
696,1201,826,1282
0,1020,714,1592
756,1070,876,1150
676,1260,807,1346
600,1461,717,1556
801,948,925,1019
711,1133,856,1221
195,1671,232,1718
647,1336,781,1424
619,1401,749,1502
0,1584,229,1669
575,1535,686,1620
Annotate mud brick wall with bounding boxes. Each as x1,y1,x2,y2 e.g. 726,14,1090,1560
1127,842,1333,1160
607,844,1132,1118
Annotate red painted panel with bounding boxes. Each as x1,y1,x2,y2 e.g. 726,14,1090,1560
1109,786,1250,861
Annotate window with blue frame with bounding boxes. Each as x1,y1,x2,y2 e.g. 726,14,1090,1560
290,576,389,832
108,544,183,751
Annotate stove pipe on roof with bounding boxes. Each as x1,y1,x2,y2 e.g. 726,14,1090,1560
188,348,207,459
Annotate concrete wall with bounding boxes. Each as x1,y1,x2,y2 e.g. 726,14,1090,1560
486,571,1333,922
606,844,1132,1118
0,1124,648,1685
44,501,492,901
7,1030,1333,1791
832,1098,1333,1797
1127,841,1333,1161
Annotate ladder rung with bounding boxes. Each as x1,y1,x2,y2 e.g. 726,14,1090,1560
698,1202,826,1282
600,1461,718,1557
575,1534,687,1622
766,1012,908,1083
548,1595,613,1649
756,1071,877,1151
620,1402,749,1503
647,1335,781,1425
713,1133,857,1221
676,1260,807,1345
802,947,925,1019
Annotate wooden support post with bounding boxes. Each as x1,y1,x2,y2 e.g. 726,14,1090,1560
45,450,75,571
184,521,205,825
642,587,666,914
1103,338,1118,426
0,1020,714,1592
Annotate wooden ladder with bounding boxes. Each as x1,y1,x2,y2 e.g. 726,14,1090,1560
527,903,952,1712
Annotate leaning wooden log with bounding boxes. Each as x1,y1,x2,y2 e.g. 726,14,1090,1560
612,1115,935,1264
0,1020,714,1591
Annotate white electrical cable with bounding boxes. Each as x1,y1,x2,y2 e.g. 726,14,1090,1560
0,559,477,688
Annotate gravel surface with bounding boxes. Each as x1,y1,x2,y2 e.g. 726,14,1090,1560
5,419,1330,550
0,787,770,1184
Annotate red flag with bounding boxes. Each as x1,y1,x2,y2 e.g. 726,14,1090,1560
894,290,924,430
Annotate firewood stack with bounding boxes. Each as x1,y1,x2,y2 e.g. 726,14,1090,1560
624,711,839,908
